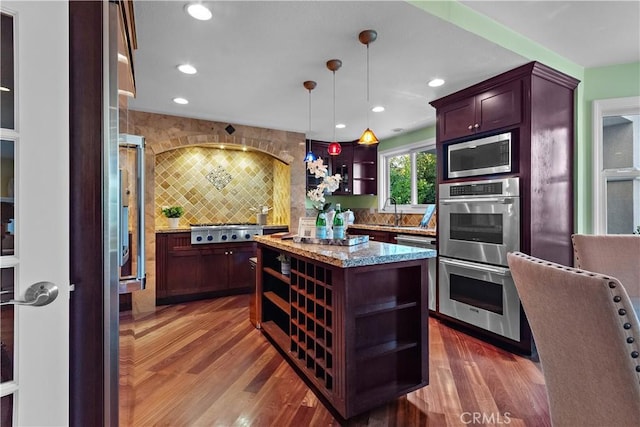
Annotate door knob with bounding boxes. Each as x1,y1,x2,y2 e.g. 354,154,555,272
0,282,58,307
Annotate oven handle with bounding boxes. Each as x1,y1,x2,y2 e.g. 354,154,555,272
439,257,512,276
440,197,515,205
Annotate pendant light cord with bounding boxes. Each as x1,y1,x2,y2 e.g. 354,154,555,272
333,70,336,142
366,43,370,129
308,88,312,152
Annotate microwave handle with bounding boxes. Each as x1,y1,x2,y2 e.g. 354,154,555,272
440,197,515,205
439,257,512,276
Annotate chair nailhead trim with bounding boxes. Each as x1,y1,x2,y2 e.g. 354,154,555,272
619,308,627,316
636,366,640,372
628,337,635,344
614,296,622,303
609,282,617,288
624,323,632,329
632,351,639,359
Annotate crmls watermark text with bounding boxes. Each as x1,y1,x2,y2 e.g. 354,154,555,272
460,412,512,424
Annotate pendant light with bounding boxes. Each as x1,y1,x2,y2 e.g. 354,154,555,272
327,59,342,156
303,80,318,163
358,29,379,145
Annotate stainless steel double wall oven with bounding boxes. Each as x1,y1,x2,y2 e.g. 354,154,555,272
438,177,521,341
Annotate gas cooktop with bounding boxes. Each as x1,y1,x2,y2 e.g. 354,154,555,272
190,223,263,244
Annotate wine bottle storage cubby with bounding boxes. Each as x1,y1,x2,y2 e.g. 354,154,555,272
289,258,334,391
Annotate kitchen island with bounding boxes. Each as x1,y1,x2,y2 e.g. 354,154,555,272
253,235,436,419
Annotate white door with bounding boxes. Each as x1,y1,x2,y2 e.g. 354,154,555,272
0,2,69,426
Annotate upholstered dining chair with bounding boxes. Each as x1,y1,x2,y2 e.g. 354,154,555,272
507,252,640,427
572,234,640,313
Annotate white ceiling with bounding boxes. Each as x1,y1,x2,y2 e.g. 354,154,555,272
127,1,640,143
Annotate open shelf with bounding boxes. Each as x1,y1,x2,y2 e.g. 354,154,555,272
264,267,291,285
261,320,290,351
264,291,289,314
354,300,417,318
356,340,418,361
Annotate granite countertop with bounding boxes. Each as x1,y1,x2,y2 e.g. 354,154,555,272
254,235,436,268
156,224,289,234
348,223,437,237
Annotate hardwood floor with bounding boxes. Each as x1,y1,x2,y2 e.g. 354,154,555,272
119,295,549,426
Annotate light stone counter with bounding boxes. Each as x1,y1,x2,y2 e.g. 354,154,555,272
254,234,436,268
347,223,437,237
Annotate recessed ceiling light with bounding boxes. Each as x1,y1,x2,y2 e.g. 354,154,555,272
185,3,212,21
173,97,189,105
371,106,385,113
428,78,445,87
336,123,346,129
177,64,197,74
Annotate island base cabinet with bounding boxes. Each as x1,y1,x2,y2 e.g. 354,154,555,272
257,243,429,419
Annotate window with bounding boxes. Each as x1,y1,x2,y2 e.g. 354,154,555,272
592,97,640,234
378,139,436,213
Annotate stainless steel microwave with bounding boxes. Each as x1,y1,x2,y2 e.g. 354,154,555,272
447,132,512,179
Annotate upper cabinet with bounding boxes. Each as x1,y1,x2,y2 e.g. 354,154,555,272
352,144,377,195
434,79,522,142
306,141,377,196
332,143,353,195
117,0,137,98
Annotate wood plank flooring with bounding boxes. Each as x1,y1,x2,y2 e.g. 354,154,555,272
119,295,549,426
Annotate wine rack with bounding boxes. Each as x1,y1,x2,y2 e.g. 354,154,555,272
256,241,429,419
290,257,334,391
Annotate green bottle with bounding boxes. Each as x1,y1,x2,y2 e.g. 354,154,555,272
316,212,327,239
333,203,345,239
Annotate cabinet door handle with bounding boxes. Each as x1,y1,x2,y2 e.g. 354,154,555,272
224,251,228,255
229,251,233,255
473,123,480,129
468,125,473,130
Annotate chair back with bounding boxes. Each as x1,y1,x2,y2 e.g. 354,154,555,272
572,234,640,298
508,252,640,427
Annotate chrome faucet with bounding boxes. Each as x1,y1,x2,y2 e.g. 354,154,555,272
384,197,402,227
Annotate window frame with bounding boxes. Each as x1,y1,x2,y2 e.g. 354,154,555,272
592,96,640,234
377,138,436,214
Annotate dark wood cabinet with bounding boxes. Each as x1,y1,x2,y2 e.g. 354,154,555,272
257,243,428,419
331,143,353,195
436,78,522,141
306,141,331,192
156,232,256,303
306,141,377,196
431,61,580,354
352,144,377,195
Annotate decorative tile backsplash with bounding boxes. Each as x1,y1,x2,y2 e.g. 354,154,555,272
155,146,290,226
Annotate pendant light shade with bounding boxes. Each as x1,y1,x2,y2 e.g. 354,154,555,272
359,128,379,145
358,29,379,145
326,59,342,156
303,80,317,162
328,141,342,155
